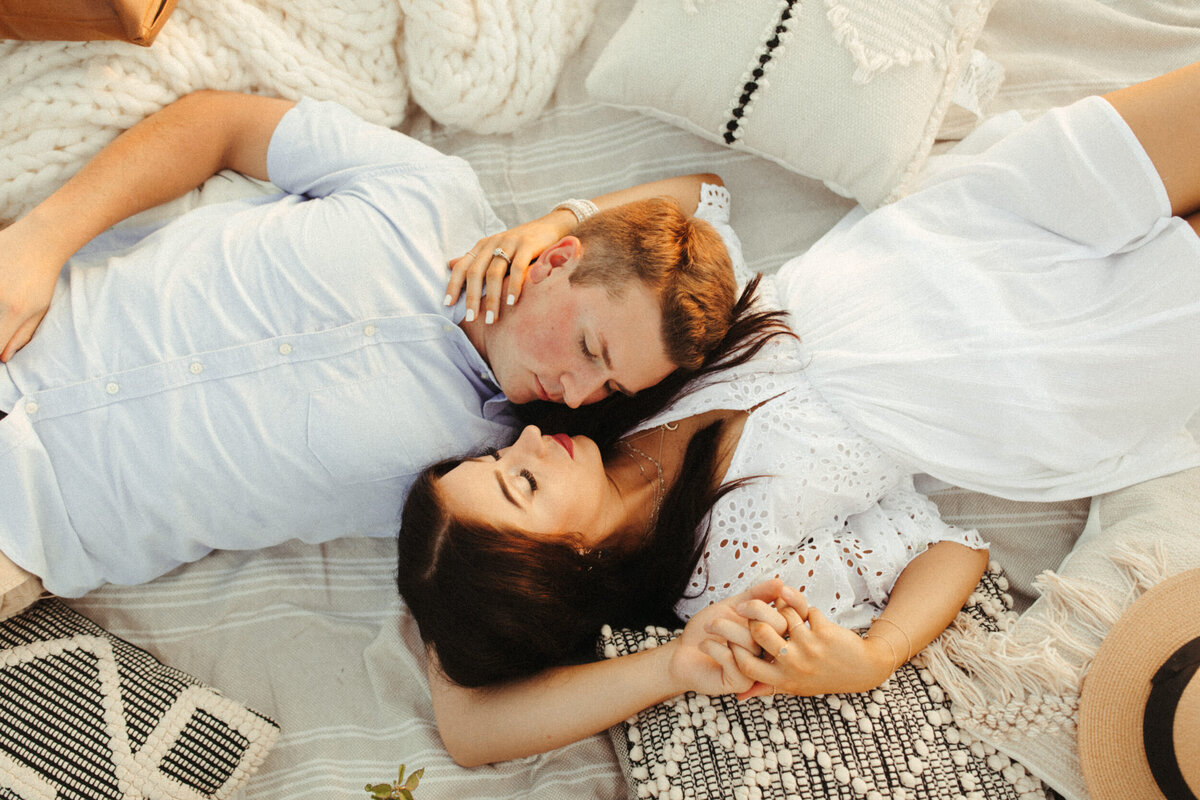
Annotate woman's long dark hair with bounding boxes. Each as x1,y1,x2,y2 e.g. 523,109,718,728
397,276,794,687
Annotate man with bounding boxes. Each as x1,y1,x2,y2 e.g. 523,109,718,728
0,91,735,609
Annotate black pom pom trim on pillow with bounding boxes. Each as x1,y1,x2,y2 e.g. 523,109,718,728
724,0,799,145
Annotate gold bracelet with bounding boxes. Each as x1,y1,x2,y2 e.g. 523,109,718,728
863,633,898,676
871,616,913,661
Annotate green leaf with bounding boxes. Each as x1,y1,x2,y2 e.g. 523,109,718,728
366,763,425,799
404,768,424,791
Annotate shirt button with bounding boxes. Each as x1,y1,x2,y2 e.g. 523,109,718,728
189,362,204,375
279,343,293,355
106,382,120,394
363,324,377,337
25,401,38,415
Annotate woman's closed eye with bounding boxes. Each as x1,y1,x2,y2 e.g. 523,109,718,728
520,469,537,492
487,447,536,493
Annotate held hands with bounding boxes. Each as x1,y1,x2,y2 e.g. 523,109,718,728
666,587,770,698
704,581,896,700
0,215,64,361
444,208,577,325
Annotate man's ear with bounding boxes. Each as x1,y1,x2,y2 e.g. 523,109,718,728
526,236,581,284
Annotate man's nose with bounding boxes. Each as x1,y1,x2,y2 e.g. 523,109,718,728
561,372,605,409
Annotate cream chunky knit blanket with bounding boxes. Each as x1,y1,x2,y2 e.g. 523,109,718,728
0,0,596,224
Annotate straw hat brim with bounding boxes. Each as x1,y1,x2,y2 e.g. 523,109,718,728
1078,567,1200,800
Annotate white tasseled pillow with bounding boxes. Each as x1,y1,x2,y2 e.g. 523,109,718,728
586,0,1002,209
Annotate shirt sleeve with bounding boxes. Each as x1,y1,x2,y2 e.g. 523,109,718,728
862,481,989,609
266,97,471,199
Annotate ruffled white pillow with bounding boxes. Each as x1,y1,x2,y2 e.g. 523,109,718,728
586,0,1002,208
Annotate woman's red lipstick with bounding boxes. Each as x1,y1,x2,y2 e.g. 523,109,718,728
551,433,574,459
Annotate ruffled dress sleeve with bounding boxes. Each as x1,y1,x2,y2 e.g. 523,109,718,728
692,182,754,290
673,371,987,630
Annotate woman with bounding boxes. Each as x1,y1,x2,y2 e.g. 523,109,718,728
398,276,992,763
402,62,1200,765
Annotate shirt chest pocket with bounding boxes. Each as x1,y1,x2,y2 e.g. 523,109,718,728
306,372,470,485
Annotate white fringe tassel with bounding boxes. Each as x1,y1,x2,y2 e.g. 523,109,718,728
917,542,1171,742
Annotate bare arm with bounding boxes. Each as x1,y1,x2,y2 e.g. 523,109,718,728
428,581,763,766
721,542,989,697
586,173,722,218
1103,60,1200,222
445,173,724,324
0,90,294,360
429,645,681,766
428,543,984,767
861,541,990,680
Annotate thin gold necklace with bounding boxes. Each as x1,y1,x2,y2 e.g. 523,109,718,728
617,423,672,536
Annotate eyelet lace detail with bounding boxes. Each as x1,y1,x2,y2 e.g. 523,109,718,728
692,182,754,288
697,182,732,219
633,282,986,627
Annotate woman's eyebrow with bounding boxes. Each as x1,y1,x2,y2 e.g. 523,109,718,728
493,469,521,508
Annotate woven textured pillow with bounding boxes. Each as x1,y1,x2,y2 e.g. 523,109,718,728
600,565,1047,800
586,0,1002,209
0,599,279,800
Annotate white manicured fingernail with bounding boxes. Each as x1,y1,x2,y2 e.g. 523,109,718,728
443,294,453,306
507,294,515,306
465,308,475,322
485,310,495,325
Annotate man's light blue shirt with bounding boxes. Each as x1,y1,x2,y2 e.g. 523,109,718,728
0,98,518,596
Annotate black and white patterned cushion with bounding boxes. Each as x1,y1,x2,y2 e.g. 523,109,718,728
601,566,1048,800
1,599,279,800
